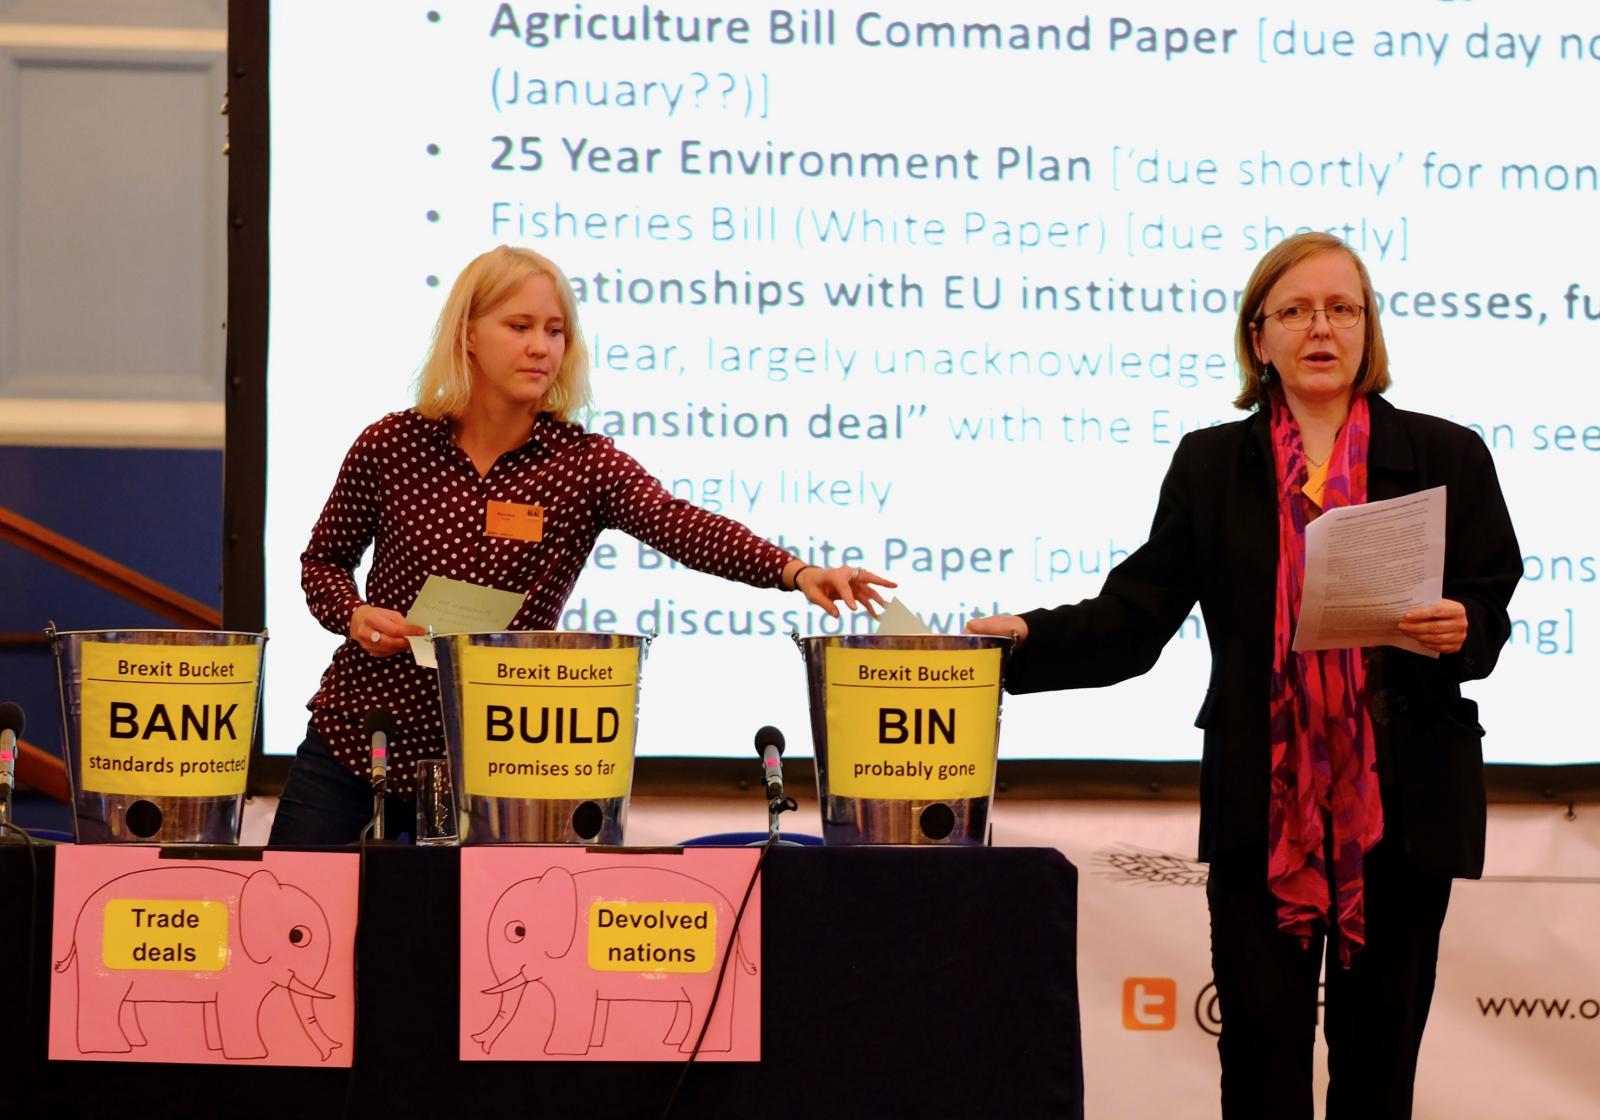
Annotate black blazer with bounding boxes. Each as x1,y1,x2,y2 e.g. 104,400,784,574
1007,394,1522,878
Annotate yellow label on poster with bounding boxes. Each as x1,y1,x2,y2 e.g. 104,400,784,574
102,899,230,972
78,642,259,797
824,647,1002,799
460,645,638,799
587,902,715,973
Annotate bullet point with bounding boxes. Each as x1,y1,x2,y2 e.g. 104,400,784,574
426,143,440,156
426,275,440,287
426,210,440,222
426,10,440,23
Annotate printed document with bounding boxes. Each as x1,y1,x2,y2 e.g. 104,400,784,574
1293,486,1446,658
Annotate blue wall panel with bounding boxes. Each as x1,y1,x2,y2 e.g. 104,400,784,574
0,445,222,822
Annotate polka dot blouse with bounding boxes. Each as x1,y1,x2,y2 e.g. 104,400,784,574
301,409,792,794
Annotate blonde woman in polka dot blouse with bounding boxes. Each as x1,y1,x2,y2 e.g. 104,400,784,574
268,246,892,845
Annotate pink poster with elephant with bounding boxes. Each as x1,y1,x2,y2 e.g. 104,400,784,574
49,847,358,1067
461,847,763,1062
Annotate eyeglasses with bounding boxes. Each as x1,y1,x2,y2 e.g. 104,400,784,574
1258,302,1365,331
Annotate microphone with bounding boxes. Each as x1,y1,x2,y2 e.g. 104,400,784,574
362,709,398,790
0,701,24,787
754,725,799,844
0,701,24,830
754,725,785,803
362,709,398,841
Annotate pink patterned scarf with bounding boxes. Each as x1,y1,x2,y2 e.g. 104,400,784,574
1266,390,1384,966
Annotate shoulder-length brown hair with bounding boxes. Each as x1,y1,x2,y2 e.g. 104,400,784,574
1232,231,1390,411
415,246,592,422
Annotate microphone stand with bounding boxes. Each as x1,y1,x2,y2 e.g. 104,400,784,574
362,710,399,843
0,731,18,843
368,736,389,842
766,788,800,845
0,706,23,842
370,782,387,841
753,726,802,846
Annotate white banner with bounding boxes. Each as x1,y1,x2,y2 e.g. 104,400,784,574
265,1,1600,769
999,803,1600,1119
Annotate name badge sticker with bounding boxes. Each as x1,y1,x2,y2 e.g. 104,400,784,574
485,500,544,542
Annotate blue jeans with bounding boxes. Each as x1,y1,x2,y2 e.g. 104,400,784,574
267,727,413,846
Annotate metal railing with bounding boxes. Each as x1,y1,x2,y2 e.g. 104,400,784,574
0,504,222,802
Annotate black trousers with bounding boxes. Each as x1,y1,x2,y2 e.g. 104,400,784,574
267,727,414,846
1206,838,1452,1120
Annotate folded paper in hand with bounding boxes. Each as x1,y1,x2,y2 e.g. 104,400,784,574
405,574,526,668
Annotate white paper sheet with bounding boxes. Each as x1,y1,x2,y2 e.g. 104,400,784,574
404,574,526,668
1293,486,1446,658
871,598,932,636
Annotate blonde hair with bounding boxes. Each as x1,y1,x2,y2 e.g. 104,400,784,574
1232,231,1390,411
415,246,592,421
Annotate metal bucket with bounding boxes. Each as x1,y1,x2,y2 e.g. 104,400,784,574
434,631,649,844
796,633,1011,845
48,626,267,844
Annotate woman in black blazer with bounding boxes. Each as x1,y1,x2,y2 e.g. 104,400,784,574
971,232,1521,1119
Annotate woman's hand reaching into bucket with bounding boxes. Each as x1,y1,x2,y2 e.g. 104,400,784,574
350,603,427,657
785,561,896,619
966,613,1029,647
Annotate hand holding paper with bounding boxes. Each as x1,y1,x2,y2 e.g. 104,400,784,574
1397,598,1469,655
351,604,425,658
1292,486,1447,657
405,575,528,668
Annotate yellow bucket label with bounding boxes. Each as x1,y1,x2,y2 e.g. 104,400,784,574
78,642,259,796
587,902,715,973
824,647,1002,799
459,644,638,799
102,899,230,972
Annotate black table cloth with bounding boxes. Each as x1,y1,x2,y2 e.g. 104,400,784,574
6,844,1082,1119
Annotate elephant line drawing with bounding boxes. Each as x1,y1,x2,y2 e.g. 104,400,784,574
470,864,759,1057
52,865,343,1062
